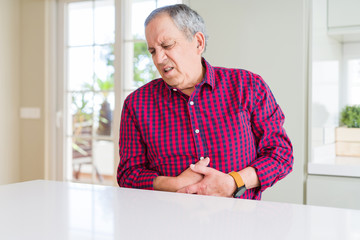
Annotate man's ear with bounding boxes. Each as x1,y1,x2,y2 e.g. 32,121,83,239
194,32,205,54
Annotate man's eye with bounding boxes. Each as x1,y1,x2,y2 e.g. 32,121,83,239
163,43,174,49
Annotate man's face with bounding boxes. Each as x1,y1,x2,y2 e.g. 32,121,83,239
145,13,202,89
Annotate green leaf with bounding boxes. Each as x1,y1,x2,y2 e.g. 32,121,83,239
340,105,360,128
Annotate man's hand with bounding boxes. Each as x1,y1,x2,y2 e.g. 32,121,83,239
175,157,210,189
153,157,210,192
177,160,237,197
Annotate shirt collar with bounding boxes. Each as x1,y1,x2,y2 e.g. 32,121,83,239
161,58,216,99
201,58,216,91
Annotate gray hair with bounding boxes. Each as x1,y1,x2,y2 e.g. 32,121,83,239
145,4,208,51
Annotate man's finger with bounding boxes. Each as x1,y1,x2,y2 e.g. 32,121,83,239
184,184,199,194
190,163,211,175
195,157,210,166
177,184,198,194
176,187,187,193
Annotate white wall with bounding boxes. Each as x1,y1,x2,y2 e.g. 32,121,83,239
190,0,309,204
0,0,21,184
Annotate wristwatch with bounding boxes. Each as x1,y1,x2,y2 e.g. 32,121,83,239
228,171,247,198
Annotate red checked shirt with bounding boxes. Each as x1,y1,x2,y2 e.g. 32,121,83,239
117,59,293,200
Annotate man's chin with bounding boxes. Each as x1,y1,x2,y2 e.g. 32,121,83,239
162,78,179,88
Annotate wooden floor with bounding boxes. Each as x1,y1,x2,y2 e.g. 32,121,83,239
73,172,116,186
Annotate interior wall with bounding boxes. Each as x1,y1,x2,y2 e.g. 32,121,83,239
0,0,21,184
19,0,47,181
189,0,308,204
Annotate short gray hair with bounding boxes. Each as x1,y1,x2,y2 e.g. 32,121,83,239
145,4,208,51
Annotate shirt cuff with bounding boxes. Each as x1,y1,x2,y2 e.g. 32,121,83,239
250,156,282,192
133,169,160,190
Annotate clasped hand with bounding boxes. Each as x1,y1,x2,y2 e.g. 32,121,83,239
176,157,236,197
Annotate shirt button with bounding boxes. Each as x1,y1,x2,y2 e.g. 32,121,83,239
195,129,200,134
200,156,204,160
172,88,177,91
189,101,194,106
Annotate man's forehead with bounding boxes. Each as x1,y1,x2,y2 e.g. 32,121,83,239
145,15,184,45
145,13,180,35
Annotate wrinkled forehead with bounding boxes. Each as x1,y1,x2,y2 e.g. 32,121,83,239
145,13,184,42
145,12,176,31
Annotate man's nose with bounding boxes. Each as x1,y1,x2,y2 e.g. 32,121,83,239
154,49,167,65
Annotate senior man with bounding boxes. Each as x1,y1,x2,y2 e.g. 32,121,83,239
117,4,293,199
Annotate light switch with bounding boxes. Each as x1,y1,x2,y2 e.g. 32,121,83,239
20,107,41,119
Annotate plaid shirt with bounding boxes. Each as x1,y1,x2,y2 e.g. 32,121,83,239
117,59,293,200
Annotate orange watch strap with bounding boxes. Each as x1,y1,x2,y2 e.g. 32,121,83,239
228,171,245,188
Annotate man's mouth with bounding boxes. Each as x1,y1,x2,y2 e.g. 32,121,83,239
164,67,174,73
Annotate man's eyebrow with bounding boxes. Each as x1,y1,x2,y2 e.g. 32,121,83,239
161,40,175,45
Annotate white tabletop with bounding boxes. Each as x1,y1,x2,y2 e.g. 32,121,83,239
0,180,359,240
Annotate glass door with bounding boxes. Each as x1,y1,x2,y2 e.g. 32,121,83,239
64,0,116,185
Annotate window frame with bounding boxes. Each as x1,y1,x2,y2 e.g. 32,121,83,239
56,0,122,184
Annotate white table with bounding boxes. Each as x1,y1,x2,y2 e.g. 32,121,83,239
0,180,359,240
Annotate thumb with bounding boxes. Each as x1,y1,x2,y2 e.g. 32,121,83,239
190,162,211,175
196,157,210,167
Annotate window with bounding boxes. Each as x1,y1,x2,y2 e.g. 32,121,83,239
309,0,360,177
58,0,182,185
64,0,116,185
122,0,182,99
343,43,360,106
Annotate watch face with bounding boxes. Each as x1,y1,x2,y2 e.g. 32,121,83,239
233,186,246,198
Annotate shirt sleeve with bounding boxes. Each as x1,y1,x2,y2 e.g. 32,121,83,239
117,100,159,189
248,74,294,192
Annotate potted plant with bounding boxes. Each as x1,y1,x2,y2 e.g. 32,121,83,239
336,105,360,157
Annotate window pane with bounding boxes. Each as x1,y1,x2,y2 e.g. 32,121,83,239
348,59,360,105
71,136,94,182
93,140,114,180
94,0,115,44
157,0,181,7
133,41,158,87
94,92,114,137
68,47,94,91
348,59,360,84
94,45,114,91
131,0,156,40
68,1,94,46
350,86,360,104
71,92,94,137
72,137,92,160
71,138,114,185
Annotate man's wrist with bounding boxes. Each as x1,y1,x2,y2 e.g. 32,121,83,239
153,176,179,192
226,174,238,197
238,167,260,189
228,171,247,198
